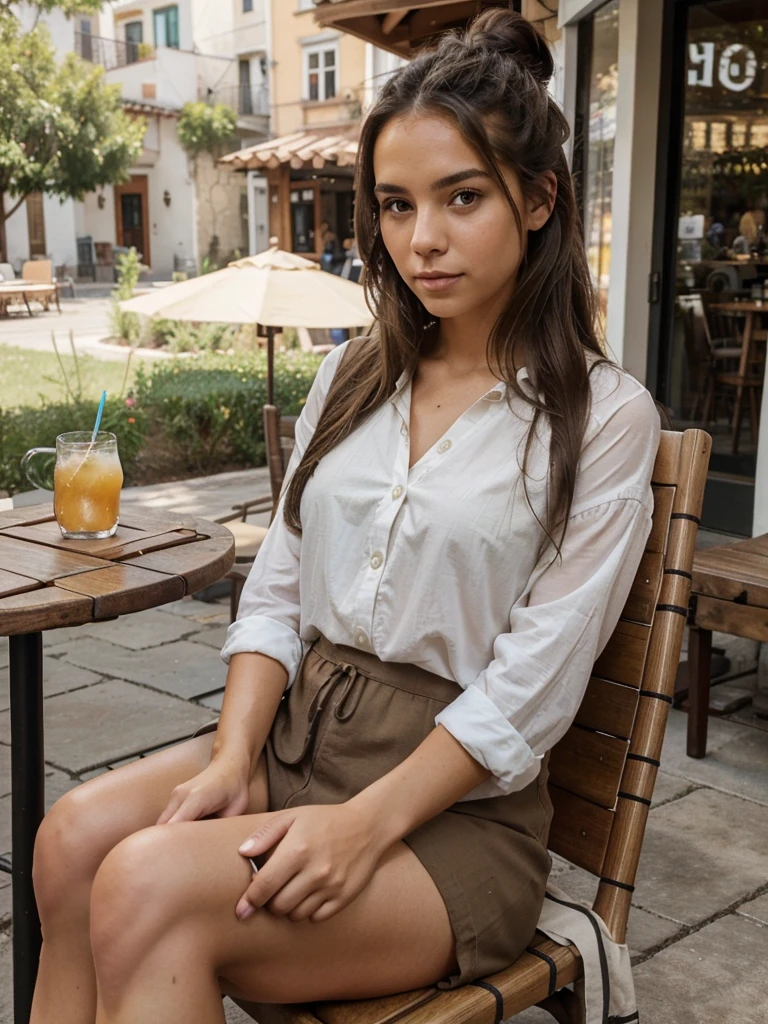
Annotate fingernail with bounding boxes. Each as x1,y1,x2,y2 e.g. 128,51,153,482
236,900,255,921
239,839,256,854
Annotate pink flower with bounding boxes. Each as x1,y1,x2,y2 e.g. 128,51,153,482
125,397,136,408
127,417,135,424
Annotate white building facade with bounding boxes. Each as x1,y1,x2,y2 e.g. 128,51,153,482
3,0,270,280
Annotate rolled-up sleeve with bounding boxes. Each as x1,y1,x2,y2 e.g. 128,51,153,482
220,343,348,684
435,385,661,798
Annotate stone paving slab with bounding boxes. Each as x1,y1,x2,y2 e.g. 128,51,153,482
633,913,768,1024
633,788,768,925
0,932,11,1024
737,893,768,926
47,609,195,652
200,690,225,712
0,744,71,802
661,708,768,806
0,769,77,857
650,769,697,808
0,679,216,774
54,637,226,701
188,623,229,650
161,598,230,622
0,658,102,713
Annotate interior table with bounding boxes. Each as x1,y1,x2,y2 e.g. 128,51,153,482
0,504,235,1024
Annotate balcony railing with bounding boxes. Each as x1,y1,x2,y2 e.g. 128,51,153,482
210,84,270,118
75,31,152,71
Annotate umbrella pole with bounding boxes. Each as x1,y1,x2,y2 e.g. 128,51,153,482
267,325,275,406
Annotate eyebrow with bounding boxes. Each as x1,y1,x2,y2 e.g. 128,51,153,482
373,168,490,197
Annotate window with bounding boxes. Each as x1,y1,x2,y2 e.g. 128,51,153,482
153,5,179,49
304,43,337,102
125,20,143,63
243,0,253,11
578,0,619,325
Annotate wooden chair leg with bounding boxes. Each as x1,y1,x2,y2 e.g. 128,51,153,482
687,625,712,758
731,384,745,454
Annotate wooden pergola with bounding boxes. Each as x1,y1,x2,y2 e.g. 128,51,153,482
313,0,522,57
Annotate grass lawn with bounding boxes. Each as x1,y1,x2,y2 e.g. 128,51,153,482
0,345,143,410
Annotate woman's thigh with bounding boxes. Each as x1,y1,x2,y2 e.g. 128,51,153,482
34,733,270,891
91,812,457,1003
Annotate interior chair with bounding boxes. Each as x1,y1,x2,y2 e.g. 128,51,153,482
218,405,297,621
297,326,336,355
0,263,15,282
677,294,760,441
229,428,711,1024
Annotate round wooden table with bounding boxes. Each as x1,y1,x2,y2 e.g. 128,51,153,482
0,504,235,1024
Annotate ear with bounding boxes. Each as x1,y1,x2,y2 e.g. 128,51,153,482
527,171,557,232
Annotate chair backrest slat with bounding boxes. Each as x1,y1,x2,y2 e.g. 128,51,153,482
592,620,651,688
548,728,628,809
263,404,298,512
549,785,613,874
573,676,639,738
547,429,711,941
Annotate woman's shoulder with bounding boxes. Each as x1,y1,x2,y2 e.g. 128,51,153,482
585,355,658,434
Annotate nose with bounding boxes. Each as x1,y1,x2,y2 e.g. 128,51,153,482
410,207,448,258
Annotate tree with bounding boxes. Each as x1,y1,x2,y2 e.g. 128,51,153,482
0,15,146,260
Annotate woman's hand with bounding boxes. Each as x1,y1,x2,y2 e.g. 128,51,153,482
235,803,389,924
157,754,253,825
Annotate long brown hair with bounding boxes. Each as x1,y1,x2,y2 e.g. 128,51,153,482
284,8,607,551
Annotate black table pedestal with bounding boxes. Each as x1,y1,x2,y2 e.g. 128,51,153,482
9,632,44,1024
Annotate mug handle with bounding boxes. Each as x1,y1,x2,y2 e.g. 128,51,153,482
21,447,56,491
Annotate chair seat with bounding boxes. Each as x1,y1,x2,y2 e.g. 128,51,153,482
235,937,581,1024
223,521,269,560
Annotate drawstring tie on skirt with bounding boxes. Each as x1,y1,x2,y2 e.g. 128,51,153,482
271,658,364,766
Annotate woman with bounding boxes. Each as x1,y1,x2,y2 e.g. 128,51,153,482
31,10,659,1023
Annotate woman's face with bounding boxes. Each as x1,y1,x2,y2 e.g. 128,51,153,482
373,111,554,324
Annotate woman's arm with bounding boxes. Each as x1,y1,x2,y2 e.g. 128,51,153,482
349,724,490,843
210,652,288,774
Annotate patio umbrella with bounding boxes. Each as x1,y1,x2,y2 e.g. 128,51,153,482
120,246,374,403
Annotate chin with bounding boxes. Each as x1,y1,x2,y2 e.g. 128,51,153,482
419,295,476,320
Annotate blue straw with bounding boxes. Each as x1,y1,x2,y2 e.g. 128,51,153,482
92,390,107,442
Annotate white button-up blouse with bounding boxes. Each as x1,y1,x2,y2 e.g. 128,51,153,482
222,341,660,801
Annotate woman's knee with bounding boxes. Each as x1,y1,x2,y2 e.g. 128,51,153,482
90,826,200,984
33,785,114,920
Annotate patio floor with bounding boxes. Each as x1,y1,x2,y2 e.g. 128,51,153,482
1,479,767,1022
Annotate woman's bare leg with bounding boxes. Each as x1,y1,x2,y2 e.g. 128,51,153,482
89,815,457,1024
30,734,269,1024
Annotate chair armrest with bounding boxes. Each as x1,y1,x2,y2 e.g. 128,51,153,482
215,494,274,524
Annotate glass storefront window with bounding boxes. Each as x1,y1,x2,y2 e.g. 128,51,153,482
581,0,619,326
671,1,768,486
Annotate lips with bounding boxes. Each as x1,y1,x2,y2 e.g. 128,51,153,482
414,273,463,292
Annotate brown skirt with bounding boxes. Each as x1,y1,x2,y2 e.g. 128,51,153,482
206,635,553,990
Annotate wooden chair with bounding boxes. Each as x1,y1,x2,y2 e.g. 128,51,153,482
677,295,747,428
21,259,60,312
218,405,297,621
233,428,711,1024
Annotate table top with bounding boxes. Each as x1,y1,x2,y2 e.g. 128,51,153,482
0,282,55,294
0,505,235,636
693,534,768,607
709,301,768,314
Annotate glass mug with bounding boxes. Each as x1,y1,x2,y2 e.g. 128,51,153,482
22,432,124,539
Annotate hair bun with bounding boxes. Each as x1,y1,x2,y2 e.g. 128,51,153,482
467,8,554,87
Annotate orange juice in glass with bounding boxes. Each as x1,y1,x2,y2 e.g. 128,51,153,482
23,432,123,539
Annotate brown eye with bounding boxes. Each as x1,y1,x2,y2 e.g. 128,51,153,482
383,198,412,215
451,189,479,208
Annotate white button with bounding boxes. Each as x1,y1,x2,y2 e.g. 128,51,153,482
438,439,452,453
400,423,409,437
392,485,403,500
354,629,369,648
370,551,383,570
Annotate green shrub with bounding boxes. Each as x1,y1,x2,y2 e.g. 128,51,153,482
149,319,238,353
135,350,322,473
0,395,147,495
109,247,148,345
